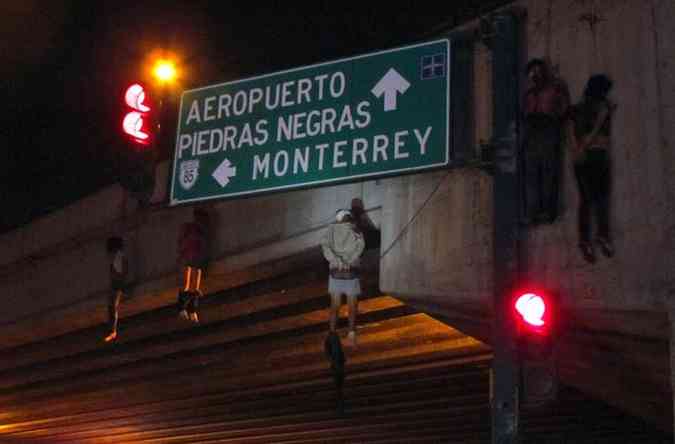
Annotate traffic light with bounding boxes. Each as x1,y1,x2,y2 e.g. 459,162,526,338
513,287,558,406
119,82,156,205
122,83,154,146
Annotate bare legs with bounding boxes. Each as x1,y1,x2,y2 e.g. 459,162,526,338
104,289,123,342
179,266,203,323
329,293,359,344
347,294,357,333
329,293,340,333
183,266,203,293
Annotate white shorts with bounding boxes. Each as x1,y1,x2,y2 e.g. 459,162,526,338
328,277,361,298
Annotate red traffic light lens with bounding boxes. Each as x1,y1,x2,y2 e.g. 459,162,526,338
515,292,546,327
122,111,150,144
124,83,151,112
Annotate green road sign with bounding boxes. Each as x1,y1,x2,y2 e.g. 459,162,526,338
170,39,450,205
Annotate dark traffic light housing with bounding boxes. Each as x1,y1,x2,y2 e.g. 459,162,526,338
513,287,558,407
119,82,157,206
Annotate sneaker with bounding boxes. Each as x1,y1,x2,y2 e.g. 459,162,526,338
347,330,357,347
579,242,596,264
179,309,190,321
104,330,117,343
189,312,200,323
596,237,614,258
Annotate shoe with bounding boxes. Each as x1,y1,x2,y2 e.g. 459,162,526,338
189,312,200,323
596,237,614,258
579,242,596,264
347,330,357,347
179,309,189,321
104,330,117,342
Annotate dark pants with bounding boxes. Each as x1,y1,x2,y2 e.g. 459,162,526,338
574,150,611,243
523,115,562,223
178,291,199,314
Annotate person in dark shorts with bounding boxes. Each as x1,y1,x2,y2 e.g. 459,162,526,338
177,208,210,323
104,236,128,342
568,74,616,263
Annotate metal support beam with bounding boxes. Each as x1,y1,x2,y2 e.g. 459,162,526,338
489,12,521,444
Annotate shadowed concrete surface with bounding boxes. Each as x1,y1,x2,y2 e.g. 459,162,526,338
0,250,671,443
380,0,675,434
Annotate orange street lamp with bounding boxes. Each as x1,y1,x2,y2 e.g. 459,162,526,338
152,59,177,85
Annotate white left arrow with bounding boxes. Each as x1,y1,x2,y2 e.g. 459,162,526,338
371,68,410,112
212,158,237,187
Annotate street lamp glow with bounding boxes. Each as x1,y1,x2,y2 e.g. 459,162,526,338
153,60,177,83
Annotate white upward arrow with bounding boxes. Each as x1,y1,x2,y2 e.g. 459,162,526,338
212,158,237,187
371,68,410,112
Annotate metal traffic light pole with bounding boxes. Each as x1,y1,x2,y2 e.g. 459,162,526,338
488,13,522,444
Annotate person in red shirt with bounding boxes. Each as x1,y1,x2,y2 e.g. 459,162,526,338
177,208,210,323
522,58,570,224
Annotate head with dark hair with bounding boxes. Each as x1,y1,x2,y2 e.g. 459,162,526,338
106,236,124,253
526,58,545,74
584,74,613,100
526,58,549,86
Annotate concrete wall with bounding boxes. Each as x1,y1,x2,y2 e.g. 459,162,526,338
381,0,675,314
0,158,383,326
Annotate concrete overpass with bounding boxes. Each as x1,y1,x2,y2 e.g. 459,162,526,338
0,244,671,443
0,0,673,442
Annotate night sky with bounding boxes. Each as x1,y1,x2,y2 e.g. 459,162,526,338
0,0,507,234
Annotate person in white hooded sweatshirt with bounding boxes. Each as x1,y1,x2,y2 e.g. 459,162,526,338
321,209,365,346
